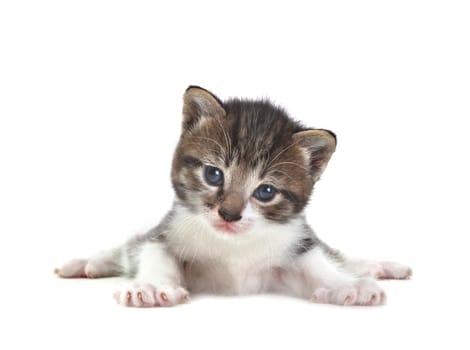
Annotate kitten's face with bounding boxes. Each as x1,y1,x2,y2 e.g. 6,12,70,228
171,86,336,234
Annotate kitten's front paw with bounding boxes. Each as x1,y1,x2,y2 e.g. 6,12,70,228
113,283,189,308
311,278,386,306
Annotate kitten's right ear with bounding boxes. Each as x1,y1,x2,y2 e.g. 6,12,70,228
182,86,226,131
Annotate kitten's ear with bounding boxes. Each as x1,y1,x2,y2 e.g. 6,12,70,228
182,86,226,131
292,129,337,181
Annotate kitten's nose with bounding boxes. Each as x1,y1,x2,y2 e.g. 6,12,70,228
218,207,242,222
218,191,244,222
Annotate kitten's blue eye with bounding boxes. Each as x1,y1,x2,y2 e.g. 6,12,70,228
204,166,224,186
254,184,277,202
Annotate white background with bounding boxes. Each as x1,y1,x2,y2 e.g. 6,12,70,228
1,0,469,349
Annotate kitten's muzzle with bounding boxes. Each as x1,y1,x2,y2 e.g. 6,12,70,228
218,207,242,222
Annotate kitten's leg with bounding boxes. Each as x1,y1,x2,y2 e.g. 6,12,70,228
54,249,122,278
113,241,189,308
342,258,412,280
284,246,386,306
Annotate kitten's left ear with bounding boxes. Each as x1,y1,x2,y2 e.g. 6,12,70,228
182,86,226,131
292,129,337,181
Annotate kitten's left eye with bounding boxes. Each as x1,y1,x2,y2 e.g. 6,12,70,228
253,184,277,202
204,166,224,186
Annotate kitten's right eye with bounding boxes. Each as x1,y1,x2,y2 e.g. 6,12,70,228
204,166,224,186
253,184,277,202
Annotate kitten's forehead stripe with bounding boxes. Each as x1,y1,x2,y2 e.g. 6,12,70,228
223,99,301,167
228,109,242,164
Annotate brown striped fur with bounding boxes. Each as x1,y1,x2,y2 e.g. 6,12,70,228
171,86,336,223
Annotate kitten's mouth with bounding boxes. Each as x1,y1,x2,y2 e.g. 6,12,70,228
206,211,254,234
213,221,241,234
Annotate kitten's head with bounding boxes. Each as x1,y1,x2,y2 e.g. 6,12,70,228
171,86,336,234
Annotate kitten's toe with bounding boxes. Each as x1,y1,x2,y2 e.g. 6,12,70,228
311,288,331,304
155,285,190,306
312,287,358,306
367,263,386,279
114,287,135,307
114,284,157,307
334,287,358,306
355,278,386,306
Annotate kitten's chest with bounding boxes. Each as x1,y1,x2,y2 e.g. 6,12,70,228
166,208,302,293
182,258,279,294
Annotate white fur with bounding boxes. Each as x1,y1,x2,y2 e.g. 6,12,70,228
342,258,412,279
135,242,182,286
292,247,356,296
114,242,188,307
167,205,304,294
277,248,386,305
113,205,396,304
56,204,407,306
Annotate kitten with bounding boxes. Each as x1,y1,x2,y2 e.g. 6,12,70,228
55,86,412,307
